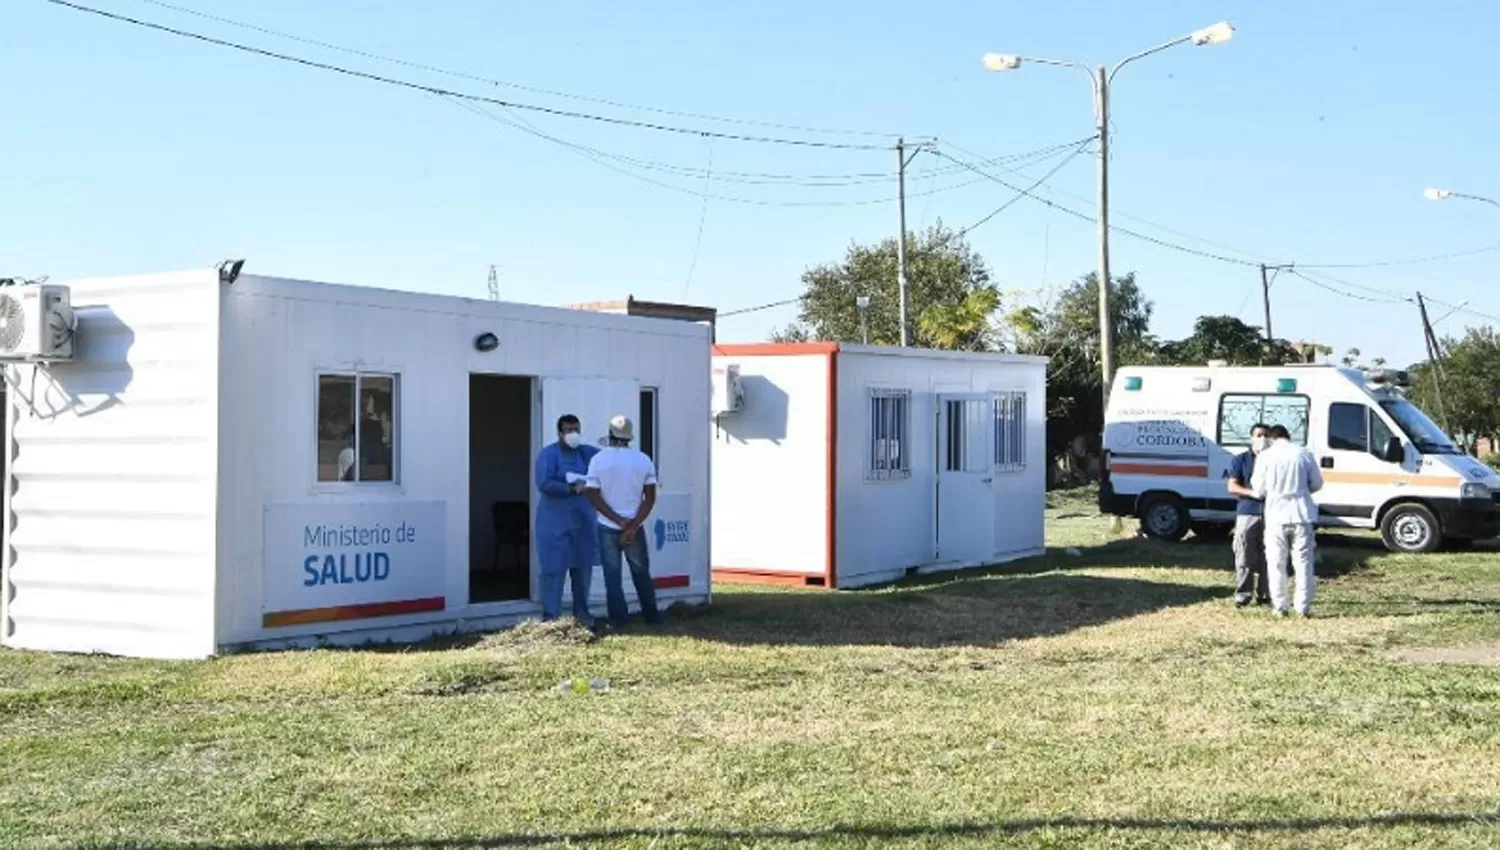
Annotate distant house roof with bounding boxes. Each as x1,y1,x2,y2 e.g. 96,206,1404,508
566,296,718,340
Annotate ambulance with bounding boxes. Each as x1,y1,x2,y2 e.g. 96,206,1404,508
1100,363,1500,553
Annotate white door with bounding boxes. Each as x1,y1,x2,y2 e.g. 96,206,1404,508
1315,400,1404,527
539,377,640,603
936,393,997,564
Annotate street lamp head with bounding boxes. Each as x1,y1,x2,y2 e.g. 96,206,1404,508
1423,188,1454,201
981,53,1023,72
1191,21,1235,46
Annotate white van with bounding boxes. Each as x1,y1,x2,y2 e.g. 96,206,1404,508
1100,363,1500,553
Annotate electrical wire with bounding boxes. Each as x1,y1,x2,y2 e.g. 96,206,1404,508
682,141,714,295
1285,269,1407,304
720,297,801,318
930,147,1265,267
127,0,904,140
449,97,1081,207
941,137,1500,271
956,141,1092,237
46,0,892,151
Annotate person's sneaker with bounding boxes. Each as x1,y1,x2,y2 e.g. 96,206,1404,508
1296,610,1314,619
1256,598,1271,606
1272,608,1290,619
1234,598,1251,609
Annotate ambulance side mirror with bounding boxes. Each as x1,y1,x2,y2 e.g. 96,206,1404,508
1381,436,1404,464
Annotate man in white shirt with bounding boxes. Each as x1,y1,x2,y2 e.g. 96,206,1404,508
1250,424,1325,618
584,414,663,628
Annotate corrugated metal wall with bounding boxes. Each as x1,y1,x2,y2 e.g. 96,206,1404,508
2,270,220,659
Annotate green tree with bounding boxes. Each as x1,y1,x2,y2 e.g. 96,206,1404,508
1156,315,1302,366
771,223,1000,350
1005,271,1155,464
1409,327,1500,453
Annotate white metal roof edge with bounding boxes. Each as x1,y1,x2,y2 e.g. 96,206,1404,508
236,273,712,339
836,344,1050,367
62,268,709,341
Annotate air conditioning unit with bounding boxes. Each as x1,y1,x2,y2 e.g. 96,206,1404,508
710,363,744,417
0,283,75,362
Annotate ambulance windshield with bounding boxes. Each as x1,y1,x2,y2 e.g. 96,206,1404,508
1379,399,1459,454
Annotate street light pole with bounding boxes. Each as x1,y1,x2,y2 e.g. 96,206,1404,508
982,21,1234,411
1423,189,1499,266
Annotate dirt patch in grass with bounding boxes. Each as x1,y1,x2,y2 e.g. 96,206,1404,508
1400,643,1500,665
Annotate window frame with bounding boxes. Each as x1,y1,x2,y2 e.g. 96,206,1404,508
315,370,401,486
1328,401,1400,461
1327,402,1370,454
1216,392,1311,448
866,387,912,482
994,391,1027,473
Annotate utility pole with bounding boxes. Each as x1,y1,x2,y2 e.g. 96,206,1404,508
1416,291,1451,436
487,265,499,301
894,138,930,347
1093,66,1114,407
1259,264,1274,342
1257,263,1295,351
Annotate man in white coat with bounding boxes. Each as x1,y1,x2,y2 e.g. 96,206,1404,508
1250,423,1325,618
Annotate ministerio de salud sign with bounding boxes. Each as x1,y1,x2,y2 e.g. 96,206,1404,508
262,501,447,628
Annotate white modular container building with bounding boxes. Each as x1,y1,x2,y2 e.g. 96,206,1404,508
1,268,711,660
710,343,1048,590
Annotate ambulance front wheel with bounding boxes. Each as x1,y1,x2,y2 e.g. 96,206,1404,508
1379,503,1443,554
1139,494,1191,542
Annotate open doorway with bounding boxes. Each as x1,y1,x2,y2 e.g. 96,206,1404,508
469,375,534,604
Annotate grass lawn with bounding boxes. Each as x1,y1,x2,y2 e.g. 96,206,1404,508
3,489,1500,849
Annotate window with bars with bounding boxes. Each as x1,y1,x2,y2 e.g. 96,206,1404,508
867,388,911,480
994,391,1027,472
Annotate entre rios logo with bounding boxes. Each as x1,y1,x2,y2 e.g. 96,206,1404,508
653,518,689,551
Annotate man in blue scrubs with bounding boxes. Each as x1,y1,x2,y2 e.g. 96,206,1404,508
534,414,599,626
1226,422,1271,608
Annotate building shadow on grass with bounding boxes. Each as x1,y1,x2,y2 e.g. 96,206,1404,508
669,571,1222,648
77,811,1500,849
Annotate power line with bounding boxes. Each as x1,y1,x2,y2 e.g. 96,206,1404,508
127,0,904,140
941,137,1500,272
930,147,1264,267
46,0,897,151
450,97,1072,207
720,297,801,318
1285,269,1407,304
1296,243,1500,270
956,141,1092,237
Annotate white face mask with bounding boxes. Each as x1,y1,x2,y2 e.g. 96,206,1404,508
1252,436,1270,453
562,432,582,449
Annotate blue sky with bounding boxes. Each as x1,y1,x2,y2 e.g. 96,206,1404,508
4,0,1498,367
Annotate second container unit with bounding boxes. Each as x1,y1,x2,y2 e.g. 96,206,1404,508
710,342,1048,589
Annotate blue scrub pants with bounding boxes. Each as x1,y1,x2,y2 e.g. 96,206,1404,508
539,565,594,625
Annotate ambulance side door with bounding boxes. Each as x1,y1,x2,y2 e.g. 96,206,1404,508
1316,401,1398,527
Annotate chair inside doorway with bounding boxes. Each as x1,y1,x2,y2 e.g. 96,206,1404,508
469,374,534,604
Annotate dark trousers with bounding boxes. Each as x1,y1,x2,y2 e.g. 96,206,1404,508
597,525,663,627
1233,514,1269,604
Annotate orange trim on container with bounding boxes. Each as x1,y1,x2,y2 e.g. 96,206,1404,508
1110,462,1209,478
712,567,829,588
652,575,691,589
825,348,838,589
1323,471,1462,487
713,342,839,357
263,596,446,628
